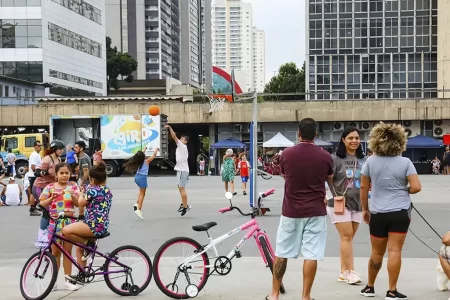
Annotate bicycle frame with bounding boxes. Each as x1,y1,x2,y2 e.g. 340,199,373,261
180,217,275,271
33,220,129,278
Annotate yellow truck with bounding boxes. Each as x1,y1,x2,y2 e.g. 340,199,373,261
0,133,48,175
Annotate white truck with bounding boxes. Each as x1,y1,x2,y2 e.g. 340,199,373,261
49,114,170,177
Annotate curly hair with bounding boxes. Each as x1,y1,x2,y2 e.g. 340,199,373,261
368,122,407,156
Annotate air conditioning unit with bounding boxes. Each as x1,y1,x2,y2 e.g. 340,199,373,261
234,124,242,133
433,120,450,137
359,122,373,131
332,122,344,131
348,121,358,128
403,120,421,138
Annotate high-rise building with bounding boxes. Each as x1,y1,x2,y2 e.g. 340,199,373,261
252,27,265,92
212,0,260,92
106,0,181,81
0,0,107,96
106,0,212,88
180,0,212,89
306,0,438,100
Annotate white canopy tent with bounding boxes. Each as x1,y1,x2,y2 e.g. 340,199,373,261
263,132,295,148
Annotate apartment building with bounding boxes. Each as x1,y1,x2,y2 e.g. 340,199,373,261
252,27,265,92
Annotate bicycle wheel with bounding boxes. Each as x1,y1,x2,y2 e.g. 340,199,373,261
153,237,210,299
104,245,153,296
259,236,286,294
20,250,58,300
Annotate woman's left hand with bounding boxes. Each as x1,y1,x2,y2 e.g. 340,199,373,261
362,210,371,224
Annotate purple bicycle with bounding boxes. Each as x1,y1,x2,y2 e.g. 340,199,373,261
19,205,153,300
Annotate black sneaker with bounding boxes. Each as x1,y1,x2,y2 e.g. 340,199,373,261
177,203,183,212
385,290,407,299
133,203,137,211
30,210,41,216
82,240,96,261
360,285,375,297
181,205,191,216
243,191,247,195
233,192,237,196
65,273,86,285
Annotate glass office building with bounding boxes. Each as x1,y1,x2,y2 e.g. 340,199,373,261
306,0,438,100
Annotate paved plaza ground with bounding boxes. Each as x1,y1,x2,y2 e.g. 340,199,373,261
1,174,450,299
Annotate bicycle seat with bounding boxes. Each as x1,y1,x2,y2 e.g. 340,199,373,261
192,222,217,232
97,232,111,239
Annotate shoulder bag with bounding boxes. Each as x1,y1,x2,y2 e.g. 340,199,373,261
331,157,357,215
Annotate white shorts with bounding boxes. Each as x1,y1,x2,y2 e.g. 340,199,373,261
177,171,189,187
326,207,362,224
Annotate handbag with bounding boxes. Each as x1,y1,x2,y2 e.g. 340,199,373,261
331,157,357,215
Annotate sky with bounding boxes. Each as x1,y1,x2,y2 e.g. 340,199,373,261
247,0,306,82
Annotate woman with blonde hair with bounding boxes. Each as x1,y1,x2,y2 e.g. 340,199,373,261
222,148,237,195
359,122,421,299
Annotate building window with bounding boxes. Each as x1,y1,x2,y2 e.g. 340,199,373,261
400,17,414,50
51,0,102,24
0,61,43,82
369,18,383,50
339,19,352,50
4,86,9,97
0,0,41,6
49,69,103,89
0,85,2,97
0,19,43,49
48,23,102,58
354,19,368,52
31,90,35,101
49,84,100,97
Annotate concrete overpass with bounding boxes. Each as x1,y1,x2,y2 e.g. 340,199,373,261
2,97,450,126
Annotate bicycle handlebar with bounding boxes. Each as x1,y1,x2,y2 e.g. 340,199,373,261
262,188,275,198
36,204,78,222
219,205,252,217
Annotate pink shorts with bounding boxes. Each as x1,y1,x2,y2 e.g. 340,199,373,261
326,206,362,224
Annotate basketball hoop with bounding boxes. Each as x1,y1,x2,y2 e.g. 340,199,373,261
207,95,227,113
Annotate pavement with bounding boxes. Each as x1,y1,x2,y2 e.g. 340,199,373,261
1,174,450,299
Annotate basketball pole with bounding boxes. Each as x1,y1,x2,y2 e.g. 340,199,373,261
249,91,258,207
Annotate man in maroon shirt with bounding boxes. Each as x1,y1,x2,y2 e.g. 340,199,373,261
265,118,333,300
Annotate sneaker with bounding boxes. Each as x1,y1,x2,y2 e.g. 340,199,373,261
65,273,86,285
133,203,137,211
181,205,191,216
177,203,183,212
82,240,96,261
347,270,362,285
243,191,247,195
232,192,237,195
30,210,41,216
385,290,407,299
360,285,375,297
338,270,350,282
64,280,80,291
134,209,143,220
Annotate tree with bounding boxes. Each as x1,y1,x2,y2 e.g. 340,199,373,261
106,36,138,94
263,62,305,100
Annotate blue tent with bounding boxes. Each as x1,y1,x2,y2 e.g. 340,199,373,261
406,135,442,148
210,138,247,149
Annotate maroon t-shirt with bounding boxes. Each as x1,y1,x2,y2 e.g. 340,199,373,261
280,142,333,218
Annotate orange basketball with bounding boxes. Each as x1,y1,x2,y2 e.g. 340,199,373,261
148,105,160,116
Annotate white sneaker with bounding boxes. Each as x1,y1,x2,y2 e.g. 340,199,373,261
52,283,58,291
347,270,362,285
64,280,80,291
338,270,350,282
134,209,143,220
437,262,449,291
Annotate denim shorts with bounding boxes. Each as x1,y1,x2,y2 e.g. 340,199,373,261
275,215,327,260
135,173,148,189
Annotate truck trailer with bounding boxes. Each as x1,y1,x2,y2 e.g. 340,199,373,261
49,114,170,177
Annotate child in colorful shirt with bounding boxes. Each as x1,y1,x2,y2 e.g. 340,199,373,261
238,155,250,195
62,162,112,280
39,162,80,291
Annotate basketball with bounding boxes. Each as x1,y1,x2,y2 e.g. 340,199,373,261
148,105,160,116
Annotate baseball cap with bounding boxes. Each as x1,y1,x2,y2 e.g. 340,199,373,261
8,177,15,181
